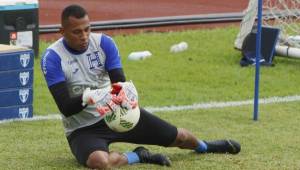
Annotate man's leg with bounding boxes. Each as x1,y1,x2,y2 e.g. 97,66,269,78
118,108,240,159
169,128,241,154
86,147,171,169
168,128,199,149
68,119,170,169
67,121,132,169
86,151,128,169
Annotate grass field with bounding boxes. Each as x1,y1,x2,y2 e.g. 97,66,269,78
1,25,300,169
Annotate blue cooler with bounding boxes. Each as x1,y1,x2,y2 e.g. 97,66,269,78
0,44,34,120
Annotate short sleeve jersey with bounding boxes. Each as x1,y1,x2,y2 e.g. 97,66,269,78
41,33,122,136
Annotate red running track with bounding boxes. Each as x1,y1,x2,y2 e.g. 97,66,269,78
39,0,249,41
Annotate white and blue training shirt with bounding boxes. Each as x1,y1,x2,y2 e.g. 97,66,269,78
41,33,122,136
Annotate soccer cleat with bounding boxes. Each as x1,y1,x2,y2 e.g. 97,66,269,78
133,146,171,166
204,139,241,154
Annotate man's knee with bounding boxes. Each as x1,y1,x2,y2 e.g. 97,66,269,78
86,151,109,169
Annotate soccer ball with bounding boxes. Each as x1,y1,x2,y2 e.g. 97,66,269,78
104,105,140,132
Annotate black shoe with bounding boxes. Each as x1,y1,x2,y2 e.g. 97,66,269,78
133,146,171,166
204,139,241,154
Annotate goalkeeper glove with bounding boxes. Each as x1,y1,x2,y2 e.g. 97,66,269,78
111,81,138,110
96,100,119,116
81,87,111,106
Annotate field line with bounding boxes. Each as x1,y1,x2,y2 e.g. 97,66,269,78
1,95,300,124
146,95,300,112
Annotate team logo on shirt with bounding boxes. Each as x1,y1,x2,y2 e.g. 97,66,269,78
87,51,102,69
19,107,29,118
72,85,84,95
67,60,79,74
19,71,30,86
20,53,31,68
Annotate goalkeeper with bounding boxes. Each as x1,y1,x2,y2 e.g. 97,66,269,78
41,4,241,169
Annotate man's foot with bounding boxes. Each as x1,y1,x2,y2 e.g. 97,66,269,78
133,146,171,166
204,139,241,154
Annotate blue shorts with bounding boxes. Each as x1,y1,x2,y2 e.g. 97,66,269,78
67,108,178,165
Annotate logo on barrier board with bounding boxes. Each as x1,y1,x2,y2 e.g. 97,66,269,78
10,32,17,40
20,53,30,68
19,72,30,86
10,32,17,46
19,89,29,103
19,107,29,118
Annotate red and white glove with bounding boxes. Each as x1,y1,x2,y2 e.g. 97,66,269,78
96,99,119,116
110,81,138,110
85,81,139,117
82,88,111,106
82,87,117,116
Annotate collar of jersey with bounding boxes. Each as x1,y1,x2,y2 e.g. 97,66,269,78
63,38,88,55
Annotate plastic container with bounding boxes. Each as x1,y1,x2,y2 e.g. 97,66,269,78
128,51,152,60
170,41,188,53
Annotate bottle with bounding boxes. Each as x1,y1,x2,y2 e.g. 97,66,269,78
170,41,188,53
128,51,152,60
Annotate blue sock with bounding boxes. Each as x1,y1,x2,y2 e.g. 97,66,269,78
195,140,208,153
124,152,140,164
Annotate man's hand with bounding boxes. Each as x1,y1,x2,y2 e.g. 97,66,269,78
82,81,138,117
111,81,138,110
82,88,111,106
96,100,119,116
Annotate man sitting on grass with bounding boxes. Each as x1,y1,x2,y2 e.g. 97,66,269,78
41,4,241,169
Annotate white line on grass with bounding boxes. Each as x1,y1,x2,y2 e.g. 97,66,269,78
146,95,300,112
1,95,300,124
0,114,61,124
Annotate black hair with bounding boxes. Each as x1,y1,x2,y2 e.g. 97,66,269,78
61,4,87,26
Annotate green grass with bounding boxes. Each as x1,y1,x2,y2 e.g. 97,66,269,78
1,25,300,169
33,26,300,115
1,102,300,169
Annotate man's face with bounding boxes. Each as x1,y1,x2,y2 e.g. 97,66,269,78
61,15,91,51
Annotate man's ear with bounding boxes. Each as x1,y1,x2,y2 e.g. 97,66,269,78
59,27,64,35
